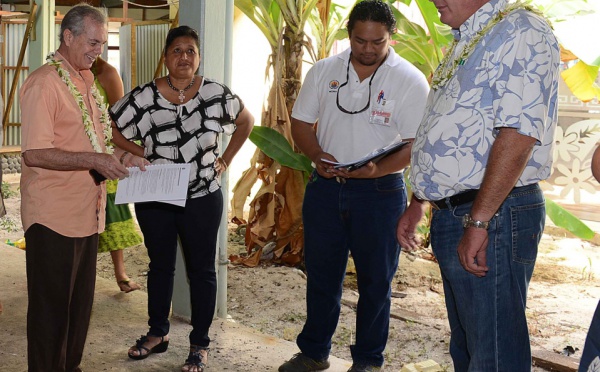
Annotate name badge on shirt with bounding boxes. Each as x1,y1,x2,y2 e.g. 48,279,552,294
369,90,394,126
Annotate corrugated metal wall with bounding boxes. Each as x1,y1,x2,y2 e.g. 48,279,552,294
120,22,169,92
136,23,168,86
2,22,29,146
119,24,132,92
1,22,60,147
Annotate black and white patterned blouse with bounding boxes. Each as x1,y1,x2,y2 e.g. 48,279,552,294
110,78,243,199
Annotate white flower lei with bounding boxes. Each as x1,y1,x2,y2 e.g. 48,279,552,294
46,53,113,154
431,1,543,90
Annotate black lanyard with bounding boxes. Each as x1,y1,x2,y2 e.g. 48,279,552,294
335,53,385,115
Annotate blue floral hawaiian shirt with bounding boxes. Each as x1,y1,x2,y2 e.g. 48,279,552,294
410,0,560,201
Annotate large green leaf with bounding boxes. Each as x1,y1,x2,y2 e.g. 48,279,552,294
384,0,452,78
392,35,438,75
394,7,428,38
413,0,452,49
546,198,595,240
249,126,314,174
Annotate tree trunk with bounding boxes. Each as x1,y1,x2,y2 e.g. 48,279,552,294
230,27,308,267
282,26,304,117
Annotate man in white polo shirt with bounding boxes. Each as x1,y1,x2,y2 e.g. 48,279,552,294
278,1,429,371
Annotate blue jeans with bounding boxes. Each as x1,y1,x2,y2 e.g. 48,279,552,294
579,301,600,371
431,183,544,372
297,172,406,367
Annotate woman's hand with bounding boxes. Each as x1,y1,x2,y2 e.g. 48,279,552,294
215,157,228,176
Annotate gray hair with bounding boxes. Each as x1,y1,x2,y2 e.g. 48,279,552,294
59,3,107,43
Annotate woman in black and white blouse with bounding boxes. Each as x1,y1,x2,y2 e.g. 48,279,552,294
111,25,253,372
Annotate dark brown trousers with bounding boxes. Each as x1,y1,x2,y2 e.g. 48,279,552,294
25,224,98,372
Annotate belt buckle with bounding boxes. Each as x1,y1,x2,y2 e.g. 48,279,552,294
335,176,346,184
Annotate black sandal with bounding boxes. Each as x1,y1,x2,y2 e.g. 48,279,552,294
128,334,169,360
182,345,209,372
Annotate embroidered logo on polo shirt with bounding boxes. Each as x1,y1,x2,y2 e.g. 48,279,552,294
328,80,340,92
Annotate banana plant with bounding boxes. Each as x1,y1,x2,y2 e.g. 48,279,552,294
308,0,354,60
232,0,354,266
387,0,453,77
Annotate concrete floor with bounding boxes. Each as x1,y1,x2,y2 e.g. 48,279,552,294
0,244,352,372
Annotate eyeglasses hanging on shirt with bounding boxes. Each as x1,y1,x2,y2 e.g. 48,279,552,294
336,53,385,115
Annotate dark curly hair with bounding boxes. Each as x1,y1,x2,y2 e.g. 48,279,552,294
347,0,396,36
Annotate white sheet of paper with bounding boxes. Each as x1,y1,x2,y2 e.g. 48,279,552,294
115,163,191,206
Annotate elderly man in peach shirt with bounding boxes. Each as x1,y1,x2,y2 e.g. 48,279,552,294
19,5,146,372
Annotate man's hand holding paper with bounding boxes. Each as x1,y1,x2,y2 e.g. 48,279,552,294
119,151,150,171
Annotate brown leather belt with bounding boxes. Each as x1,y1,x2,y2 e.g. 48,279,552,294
430,189,478,210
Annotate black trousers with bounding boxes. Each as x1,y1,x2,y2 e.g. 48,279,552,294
25,224,98,372
135,191,223,346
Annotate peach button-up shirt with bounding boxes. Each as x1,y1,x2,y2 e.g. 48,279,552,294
20,51,107,237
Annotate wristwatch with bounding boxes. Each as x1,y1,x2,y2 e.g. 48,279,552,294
462,213,490,230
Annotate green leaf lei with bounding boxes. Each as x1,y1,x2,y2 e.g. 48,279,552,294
46,53,113,154
431,1,543,91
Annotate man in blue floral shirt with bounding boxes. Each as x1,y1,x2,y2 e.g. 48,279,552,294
397,0,560,370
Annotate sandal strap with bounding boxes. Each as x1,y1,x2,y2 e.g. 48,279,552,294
134,345,150,354
184,354,204,365
132,334,166,355
184,356,206,368
130,335,150,355
184,346,209,368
